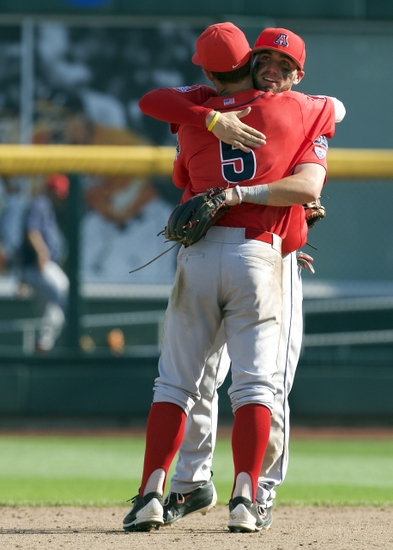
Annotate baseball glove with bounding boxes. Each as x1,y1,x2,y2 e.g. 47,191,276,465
162,187,230,247
303,198,326,229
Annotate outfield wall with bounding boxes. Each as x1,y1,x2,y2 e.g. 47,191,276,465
0,356,392,427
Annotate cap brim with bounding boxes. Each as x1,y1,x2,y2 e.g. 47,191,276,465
192,52,201,66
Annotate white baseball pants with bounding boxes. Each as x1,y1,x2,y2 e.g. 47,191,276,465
168,251,303,508
153,226,283,418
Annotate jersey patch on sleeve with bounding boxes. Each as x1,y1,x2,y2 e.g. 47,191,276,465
173,85,202,93
314,135,328,149
314,147,327,159
314,135,328,159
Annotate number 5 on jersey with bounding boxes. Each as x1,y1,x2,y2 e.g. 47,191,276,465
220,142,256,184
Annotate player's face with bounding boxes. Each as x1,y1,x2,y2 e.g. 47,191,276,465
252,50,304,93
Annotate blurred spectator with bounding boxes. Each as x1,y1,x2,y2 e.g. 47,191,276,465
50,94,177,284
0,177,30,274
0,243,7,274
19,174,70,353
107,327,125,355
80,176,176,284
32,90,178,283
31,22,182,284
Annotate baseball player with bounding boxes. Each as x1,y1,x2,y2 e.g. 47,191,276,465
138,27,345,529
124,22,337,533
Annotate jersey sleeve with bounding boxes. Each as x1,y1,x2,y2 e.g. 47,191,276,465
138,85,217,133
301,94,336,140
296,135,329,171
180,182,194,203
172,136,190,189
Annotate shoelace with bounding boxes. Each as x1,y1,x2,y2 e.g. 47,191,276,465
256,505,267,518
164,492,186,505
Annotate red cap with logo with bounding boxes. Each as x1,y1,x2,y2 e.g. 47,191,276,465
192,22,251,72
252,27,306,70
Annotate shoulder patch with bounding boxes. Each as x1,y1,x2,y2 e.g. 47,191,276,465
314,147,327,160
314,135,328,159
173,85,202,93
314,135,328,149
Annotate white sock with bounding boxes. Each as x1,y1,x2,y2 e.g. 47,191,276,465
232,472,252,501
143,468,166,496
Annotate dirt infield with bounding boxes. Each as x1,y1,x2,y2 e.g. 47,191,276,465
1,505,392,550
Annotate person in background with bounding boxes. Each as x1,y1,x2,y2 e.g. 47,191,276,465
0,177,30,275
20,174,70,353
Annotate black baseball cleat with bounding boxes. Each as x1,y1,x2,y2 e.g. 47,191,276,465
163,480,217,525
258,505,273,530
123,491,164,532
228,496,272,533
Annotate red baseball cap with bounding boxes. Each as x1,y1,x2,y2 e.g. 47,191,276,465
252,28,306,70
192,22,251,72
46,174,70,200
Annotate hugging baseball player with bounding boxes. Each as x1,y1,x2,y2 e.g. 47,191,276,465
124,23,343,533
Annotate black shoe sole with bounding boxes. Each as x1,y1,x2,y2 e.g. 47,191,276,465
124,520,162,532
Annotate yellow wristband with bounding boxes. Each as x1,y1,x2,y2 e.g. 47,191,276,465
207,111,220,132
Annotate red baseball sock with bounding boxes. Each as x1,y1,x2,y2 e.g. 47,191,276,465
140,402,187,496
231,403,271,501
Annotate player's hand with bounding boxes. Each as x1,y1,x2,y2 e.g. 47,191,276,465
207,108,266,152
224,187,240,206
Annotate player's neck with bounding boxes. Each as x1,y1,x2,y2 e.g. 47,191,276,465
216,77,253,97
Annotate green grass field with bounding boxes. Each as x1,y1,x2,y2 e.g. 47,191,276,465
0,434,392,507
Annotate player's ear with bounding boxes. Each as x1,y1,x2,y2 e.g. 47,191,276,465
203,68,215,83
293,70,305,85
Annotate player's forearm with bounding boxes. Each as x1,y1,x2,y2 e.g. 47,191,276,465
257,169,323,206
139,88,213,129
225,163,326,207
139,88,265,150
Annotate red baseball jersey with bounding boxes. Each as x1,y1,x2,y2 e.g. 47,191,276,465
181,133,328,254
173,88,334,239
140,84,330,250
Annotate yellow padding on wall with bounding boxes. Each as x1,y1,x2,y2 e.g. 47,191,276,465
0,145,392,178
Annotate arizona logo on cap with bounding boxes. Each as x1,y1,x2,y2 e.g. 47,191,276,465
273,33,289,47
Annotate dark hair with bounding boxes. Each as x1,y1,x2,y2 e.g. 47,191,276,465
211,59,251,84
